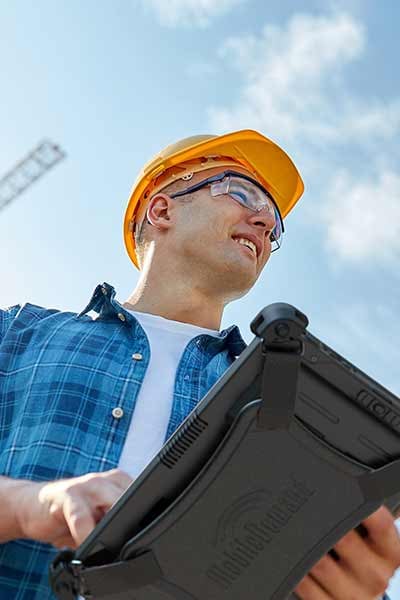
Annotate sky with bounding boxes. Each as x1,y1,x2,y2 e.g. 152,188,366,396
0,0,399,595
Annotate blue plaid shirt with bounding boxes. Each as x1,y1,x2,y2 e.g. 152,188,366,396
0,282,392,600
0,282,246,599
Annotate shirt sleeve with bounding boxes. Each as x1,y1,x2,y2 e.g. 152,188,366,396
0,305,21,344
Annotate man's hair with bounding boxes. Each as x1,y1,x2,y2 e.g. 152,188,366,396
134,177,196,263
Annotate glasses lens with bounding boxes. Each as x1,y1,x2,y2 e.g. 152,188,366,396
211,175,283,251
226,177,272,213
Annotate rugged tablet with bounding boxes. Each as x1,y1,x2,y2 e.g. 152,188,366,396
50,303,400,600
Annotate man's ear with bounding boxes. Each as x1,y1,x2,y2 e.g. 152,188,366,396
146,193,175,230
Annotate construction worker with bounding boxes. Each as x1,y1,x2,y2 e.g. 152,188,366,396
0,130,397,599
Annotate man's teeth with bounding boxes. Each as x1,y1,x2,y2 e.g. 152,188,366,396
235,238,257,255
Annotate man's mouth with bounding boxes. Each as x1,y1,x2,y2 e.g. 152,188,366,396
232,237,258,258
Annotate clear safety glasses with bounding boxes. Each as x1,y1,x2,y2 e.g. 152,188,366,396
169,170,284,252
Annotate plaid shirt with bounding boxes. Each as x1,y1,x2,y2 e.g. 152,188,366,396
0,282,246,599
0,282,392,600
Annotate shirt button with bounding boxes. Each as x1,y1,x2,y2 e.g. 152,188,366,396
132,353,143,361
112,407,124,419
117,312,126,322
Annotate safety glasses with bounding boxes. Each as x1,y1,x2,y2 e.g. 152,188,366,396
169,170,284,252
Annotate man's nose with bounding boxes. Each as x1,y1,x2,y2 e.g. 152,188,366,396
246,207,276,231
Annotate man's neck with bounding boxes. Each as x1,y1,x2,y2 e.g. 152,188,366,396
123,269,224,331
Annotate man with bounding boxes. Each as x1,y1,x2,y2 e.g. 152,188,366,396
0,129,398,599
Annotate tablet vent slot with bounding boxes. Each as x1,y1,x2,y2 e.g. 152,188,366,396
160,413,208,469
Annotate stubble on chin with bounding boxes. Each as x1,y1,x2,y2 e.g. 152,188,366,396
215,257,259,300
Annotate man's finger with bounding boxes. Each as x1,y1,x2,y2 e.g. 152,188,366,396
362,506,400,566
78,477,129,508
63,495,96,547
100,469,133,492
294,573,330,600
311,552,370,599
52,534,78,549
333,527,394,590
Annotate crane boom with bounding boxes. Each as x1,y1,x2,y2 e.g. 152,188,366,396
0,140,66,212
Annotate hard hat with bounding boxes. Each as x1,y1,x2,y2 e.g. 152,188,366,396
124,129,304,269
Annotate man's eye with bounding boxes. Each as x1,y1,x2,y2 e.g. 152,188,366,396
270,231,276,242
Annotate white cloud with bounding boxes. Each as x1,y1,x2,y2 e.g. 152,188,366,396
208,12,400,147
320,169,400,263
207,11,400,266
143,0,244,27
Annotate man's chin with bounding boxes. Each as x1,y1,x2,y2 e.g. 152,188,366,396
218,263,259,297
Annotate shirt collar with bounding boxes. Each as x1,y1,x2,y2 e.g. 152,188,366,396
78,282,247,357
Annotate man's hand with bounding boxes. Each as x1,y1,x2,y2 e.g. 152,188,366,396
294,506,400,599
14,469,133,549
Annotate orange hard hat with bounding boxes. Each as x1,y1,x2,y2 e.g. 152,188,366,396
124,129,304,269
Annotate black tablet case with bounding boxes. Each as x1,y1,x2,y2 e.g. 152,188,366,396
50,303,400,600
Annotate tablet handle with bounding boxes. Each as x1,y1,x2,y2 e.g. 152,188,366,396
252,303,308,431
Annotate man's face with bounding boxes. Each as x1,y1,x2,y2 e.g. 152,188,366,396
166,165,277,300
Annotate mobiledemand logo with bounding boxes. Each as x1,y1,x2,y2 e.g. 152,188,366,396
205,475,315,590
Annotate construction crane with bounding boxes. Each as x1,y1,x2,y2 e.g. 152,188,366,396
0,140,66,212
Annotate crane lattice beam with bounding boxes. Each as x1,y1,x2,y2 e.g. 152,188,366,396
0,140,66,212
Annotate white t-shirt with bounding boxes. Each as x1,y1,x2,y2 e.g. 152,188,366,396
118,310,219,478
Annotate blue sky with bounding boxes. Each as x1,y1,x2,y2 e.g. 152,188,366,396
1,0,400,594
